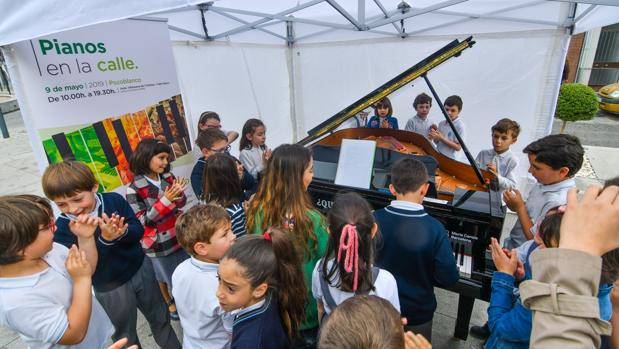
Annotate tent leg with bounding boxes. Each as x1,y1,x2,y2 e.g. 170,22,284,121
0,110,9,139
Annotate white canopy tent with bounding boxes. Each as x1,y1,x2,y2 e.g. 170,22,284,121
2,0,618,185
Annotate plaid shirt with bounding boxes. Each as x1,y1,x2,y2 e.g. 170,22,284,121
126,173,186,257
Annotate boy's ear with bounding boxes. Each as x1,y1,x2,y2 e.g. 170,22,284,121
388,184,398,196
558,166,570,178
91,183,99,193
200,148,210,158
419,182,430,197
193,241,209,256
252,282,268,299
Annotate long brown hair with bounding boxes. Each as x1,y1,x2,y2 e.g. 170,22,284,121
224,229,307,338
246,144,322,258
201,153,241,207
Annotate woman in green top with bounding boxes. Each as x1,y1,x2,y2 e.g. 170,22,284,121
246,144,328,348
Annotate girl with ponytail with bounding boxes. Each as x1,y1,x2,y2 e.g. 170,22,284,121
312,192,400,319
216,229,307,349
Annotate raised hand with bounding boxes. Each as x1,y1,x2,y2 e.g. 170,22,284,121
558,185,619,256
262,148,272,163
490,237,518,276
99,213,128,241
503,188,524,212
164,178,187,202
486,162,498,175
65,245,92,281
68,214,98,239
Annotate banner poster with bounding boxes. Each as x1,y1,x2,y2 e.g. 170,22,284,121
6,19,198,204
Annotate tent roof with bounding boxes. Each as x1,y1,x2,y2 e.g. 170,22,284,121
1,0,618,46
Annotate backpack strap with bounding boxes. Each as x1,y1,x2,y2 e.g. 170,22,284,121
318,260,338,311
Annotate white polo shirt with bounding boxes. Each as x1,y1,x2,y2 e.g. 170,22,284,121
311,259,400,315
0,243,113,349
504,178,576,249
435,117,466,160
171,257,230,349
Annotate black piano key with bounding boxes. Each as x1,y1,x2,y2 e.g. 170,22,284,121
51,133,75,161
453,242,460,265
112,119,133,160
156,104,175,144
93,121,119,168
459,244,465,265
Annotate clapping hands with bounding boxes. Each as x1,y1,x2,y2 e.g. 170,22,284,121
69,214,98,239
164,177,188,202
65,245,92,282
99,213,128,241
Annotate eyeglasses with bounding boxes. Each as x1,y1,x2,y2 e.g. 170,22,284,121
39,220,56,233
210,145,231,153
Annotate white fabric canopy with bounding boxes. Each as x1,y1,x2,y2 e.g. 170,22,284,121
1,0,617,187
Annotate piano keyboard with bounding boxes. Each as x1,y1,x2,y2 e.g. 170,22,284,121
451,239,472,278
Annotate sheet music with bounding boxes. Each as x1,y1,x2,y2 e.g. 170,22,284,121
334,139,376,189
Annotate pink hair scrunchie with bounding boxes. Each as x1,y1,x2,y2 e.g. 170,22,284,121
337,223,360,291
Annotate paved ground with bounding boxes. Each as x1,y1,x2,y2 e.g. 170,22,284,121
0,106,617,349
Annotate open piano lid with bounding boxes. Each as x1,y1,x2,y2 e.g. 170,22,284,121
298,36,488,187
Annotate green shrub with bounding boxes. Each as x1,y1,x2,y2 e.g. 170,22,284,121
555,83,598,133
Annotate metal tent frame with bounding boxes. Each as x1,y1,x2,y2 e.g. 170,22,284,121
148,0,619,44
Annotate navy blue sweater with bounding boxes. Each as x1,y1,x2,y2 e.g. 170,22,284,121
374,203,459,325
191,156,256,200
54,192,145,292
232,292,289,349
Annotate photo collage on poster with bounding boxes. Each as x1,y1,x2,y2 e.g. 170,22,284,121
41,95,191,191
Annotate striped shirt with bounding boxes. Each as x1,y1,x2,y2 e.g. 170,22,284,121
226,203,247,238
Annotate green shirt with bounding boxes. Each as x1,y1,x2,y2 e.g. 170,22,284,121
250,209,328,330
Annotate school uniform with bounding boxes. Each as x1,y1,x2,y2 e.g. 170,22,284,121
191,156,256,199
366,115,399,129
374,200,459,340
231,292,289,349
171,257,231,349
54,192,180,348
0,243,113,349
226,203,247,238
434,117,465,160
311,259,400,314
503,178,576,249
405,114,433,141
475,148,519,191
239,146,266,179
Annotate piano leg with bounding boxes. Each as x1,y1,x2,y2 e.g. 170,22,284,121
454,294,474,340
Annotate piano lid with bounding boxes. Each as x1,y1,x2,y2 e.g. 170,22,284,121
298,36,475,146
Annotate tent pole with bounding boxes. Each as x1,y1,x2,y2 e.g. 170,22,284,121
209,7,287,41
325,0,367,30
286,21,299,142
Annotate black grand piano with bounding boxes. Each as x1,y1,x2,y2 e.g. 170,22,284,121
298,37,505,340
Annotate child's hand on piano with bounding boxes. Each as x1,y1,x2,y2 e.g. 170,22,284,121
503,188,524,212
490,237,519,276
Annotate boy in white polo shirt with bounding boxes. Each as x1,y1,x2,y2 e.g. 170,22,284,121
429,95,466,160
172,204,236,349
0,196,113,349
